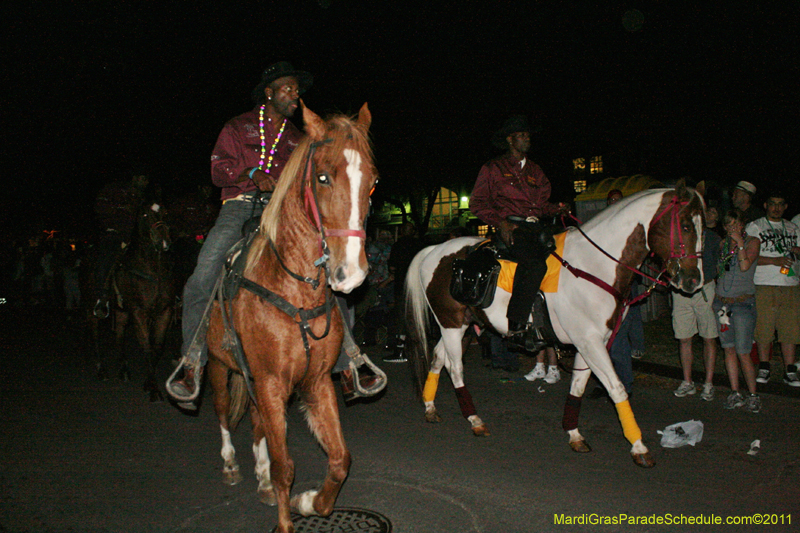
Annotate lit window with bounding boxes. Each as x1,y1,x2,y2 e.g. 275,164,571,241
477,225,489,237
573,158,586,171
573,180,587,193
424,187,461,230
590,156,603,174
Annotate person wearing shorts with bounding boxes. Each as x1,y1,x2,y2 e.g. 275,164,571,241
671,225,721,401
746,193,800,388
716,209,762,412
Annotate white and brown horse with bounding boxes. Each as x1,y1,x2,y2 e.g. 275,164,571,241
406,183,705,467
204,103,377,533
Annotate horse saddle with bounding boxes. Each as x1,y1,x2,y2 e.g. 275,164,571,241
450,241,501,309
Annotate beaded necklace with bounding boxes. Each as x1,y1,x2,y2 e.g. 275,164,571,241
259,105,287,174
717,235,743,278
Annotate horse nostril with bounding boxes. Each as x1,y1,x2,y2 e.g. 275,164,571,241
334,266,347,283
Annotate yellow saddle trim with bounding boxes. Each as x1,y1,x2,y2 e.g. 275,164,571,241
497,231,567,294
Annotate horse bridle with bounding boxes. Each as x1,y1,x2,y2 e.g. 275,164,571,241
302,138,368,269
649,194,701,273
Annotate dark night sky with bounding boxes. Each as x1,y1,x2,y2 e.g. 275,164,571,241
2,0,799,239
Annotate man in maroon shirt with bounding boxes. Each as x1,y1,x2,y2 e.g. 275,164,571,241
470,115,567,353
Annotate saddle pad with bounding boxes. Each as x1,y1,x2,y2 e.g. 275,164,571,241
497,230,566,294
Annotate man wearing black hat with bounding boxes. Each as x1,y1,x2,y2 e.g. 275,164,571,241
470,115,567,353
167,62,311,408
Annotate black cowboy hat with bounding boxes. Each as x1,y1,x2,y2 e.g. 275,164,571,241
491,115,541,149
261,61,313,93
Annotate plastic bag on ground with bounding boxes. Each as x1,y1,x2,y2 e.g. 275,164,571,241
657,419,704,448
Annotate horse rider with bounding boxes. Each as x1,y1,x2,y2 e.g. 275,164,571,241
167,61,376,409
92,172,150,318
469,114,569,353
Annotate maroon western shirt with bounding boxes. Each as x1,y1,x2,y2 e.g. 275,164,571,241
210,107,302,201
469,153,559,228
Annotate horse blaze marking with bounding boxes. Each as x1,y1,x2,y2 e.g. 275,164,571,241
344,148,363,266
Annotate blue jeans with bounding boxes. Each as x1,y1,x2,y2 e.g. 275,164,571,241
713,297,756,355
609,310,635,393
182,199,262,364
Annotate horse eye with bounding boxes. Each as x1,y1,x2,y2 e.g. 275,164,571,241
317,173,330,184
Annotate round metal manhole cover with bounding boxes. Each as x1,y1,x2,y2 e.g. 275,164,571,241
270,507,391,533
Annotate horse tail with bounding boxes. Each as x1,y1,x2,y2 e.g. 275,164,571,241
228,371,250,432
405,246,435,398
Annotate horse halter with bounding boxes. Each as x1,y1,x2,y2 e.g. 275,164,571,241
649,195,701,273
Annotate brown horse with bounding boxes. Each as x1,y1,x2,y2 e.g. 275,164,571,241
204,103,376,533
110,204,176,402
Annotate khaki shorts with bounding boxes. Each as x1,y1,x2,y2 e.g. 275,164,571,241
672,281,719,339
754,285,800,345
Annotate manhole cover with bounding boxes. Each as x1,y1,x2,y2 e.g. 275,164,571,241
271,507,391,533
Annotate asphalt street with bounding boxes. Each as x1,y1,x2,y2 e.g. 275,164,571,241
2,307,799,533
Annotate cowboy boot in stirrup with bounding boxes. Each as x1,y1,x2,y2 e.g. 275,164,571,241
166,358,204,410
339,367,381,402
506,321,547,354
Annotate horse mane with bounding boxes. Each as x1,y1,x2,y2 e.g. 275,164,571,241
245,113,374,273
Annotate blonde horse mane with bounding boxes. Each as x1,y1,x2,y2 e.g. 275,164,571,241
245,113,374,273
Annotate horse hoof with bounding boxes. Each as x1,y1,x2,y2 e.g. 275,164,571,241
223,468,243,486
258,487,277,506
631,451,656,468
471,425,490,437
569,439,592,453
424,411,442,424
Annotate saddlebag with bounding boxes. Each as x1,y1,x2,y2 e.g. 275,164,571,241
450,246,501,308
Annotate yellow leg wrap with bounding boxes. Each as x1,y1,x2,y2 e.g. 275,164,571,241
615,400,642,445
422,372,440,403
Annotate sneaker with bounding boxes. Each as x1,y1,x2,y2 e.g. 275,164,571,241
745,393,761,413
784,370,800,388
756,368,771,384
700,383,715,401
524,363,546,382
673,380,696,397
544,365,561,384
724,391,745,410
631,350,643,359
382,349,407,363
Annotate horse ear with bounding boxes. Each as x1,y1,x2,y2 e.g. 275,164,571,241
674,178,688,199
695,180,706,198
357,103,372,131
301,99,326,141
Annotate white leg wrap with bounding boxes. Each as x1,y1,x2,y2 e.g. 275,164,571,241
293,490,319,516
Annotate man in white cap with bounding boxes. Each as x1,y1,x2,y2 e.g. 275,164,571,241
731,180,764,224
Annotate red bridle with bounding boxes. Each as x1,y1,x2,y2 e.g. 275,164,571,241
649,194,701,263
